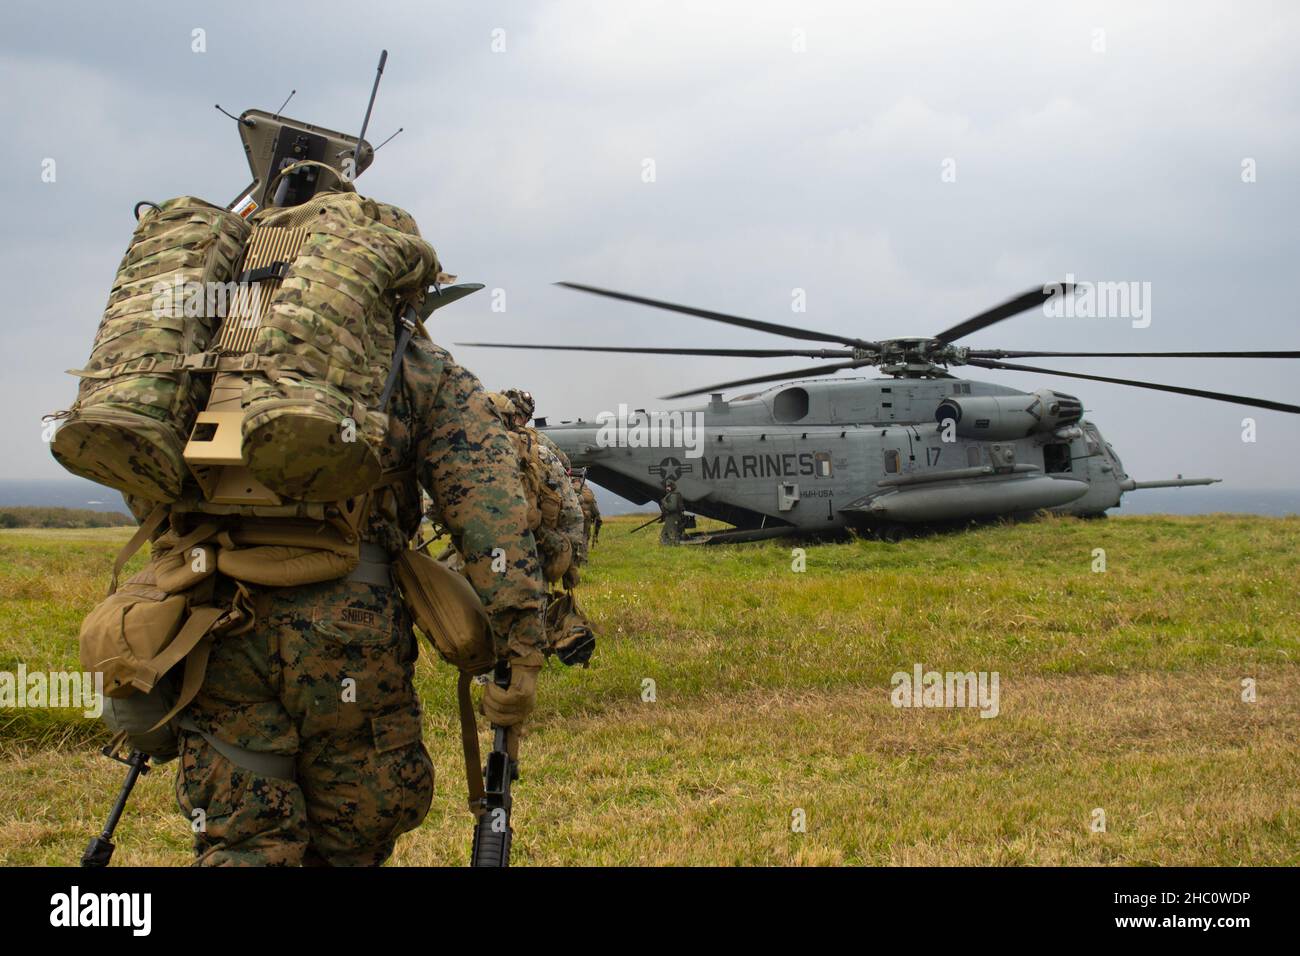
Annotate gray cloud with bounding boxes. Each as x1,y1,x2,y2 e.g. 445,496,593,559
4,0,1297,490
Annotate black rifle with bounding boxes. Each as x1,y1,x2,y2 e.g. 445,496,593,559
629,514,664,534
81,745,151,867
470,661,517,867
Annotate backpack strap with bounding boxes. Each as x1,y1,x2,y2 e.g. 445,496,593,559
457,671,487,817
145,582,254,733
378,305,421,412
108,504,169,595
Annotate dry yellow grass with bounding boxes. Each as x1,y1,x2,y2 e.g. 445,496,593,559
1,515,1297,865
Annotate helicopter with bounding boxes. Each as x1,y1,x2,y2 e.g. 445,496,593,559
461,282,1300,543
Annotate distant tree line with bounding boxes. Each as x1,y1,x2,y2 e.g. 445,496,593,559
0,507,134,528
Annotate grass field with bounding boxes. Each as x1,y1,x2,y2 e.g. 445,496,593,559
1,514,1297,866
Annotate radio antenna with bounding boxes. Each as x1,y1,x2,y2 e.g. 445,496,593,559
349,50,387,178
272,89,296,118
215,104,254,127
373,127,404,152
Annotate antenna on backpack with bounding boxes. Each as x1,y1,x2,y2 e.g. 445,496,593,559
341,50,387,182
373,127,403,153
272,89,296,119
215,104,254,127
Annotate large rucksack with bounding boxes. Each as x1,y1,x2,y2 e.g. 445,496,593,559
50,197,251,500
57,177,443,749
235,183,436,501
50,171,438,507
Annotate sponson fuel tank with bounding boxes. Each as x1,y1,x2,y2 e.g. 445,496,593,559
855,473,1089,522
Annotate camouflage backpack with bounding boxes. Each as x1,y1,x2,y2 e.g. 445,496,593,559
61,174,443,745
234,177,436,501
50,197,250,500
49,168,438,506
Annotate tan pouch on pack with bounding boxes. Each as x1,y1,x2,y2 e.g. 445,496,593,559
214,519,359,587
80,563,190,698
393,549,494,675
538,489,562,528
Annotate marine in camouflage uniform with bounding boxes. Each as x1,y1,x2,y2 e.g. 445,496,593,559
175,336,546,866
572,471,602,552
543,444,587,574
659,480,686,546
535,430,570,470
487,391,586,577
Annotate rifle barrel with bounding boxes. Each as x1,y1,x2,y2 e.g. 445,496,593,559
630,514,664,534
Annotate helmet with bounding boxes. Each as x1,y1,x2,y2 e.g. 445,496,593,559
502,387,535,420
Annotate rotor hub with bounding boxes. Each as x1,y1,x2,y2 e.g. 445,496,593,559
875,339,969,377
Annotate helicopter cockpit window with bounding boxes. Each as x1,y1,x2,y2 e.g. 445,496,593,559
772,387,810,423
884,449,901,474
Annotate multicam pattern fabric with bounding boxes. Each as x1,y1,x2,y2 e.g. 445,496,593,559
241,193,438,501
50,197,250,500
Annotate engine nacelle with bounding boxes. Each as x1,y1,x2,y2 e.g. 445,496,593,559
935,389,1082,440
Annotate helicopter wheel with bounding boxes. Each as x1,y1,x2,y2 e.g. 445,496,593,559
879,523,909,543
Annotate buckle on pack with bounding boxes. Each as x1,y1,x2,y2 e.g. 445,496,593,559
133,356,157,374
238,262,289,284
177,352,221,373
239,354,260,372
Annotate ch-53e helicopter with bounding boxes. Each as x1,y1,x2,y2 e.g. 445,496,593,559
463,283,1300,544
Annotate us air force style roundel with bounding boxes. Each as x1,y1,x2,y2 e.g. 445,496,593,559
649,457,692,482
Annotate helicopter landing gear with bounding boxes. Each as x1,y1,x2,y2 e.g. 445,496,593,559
876,523,910,543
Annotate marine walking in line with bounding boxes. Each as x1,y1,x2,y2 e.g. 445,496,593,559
572,469,601,553
485,389,596,665
56,57,552,867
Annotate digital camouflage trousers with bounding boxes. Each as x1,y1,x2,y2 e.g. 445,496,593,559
175,576,433,866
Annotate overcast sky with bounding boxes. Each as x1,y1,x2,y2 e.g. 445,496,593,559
3,0,1297,491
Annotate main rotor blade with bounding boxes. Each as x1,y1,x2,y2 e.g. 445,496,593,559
966,358,1300,414
969,349,1300,360
933,284,1074,344
557,282,878,349
662,360,868,400
457,342,856,359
